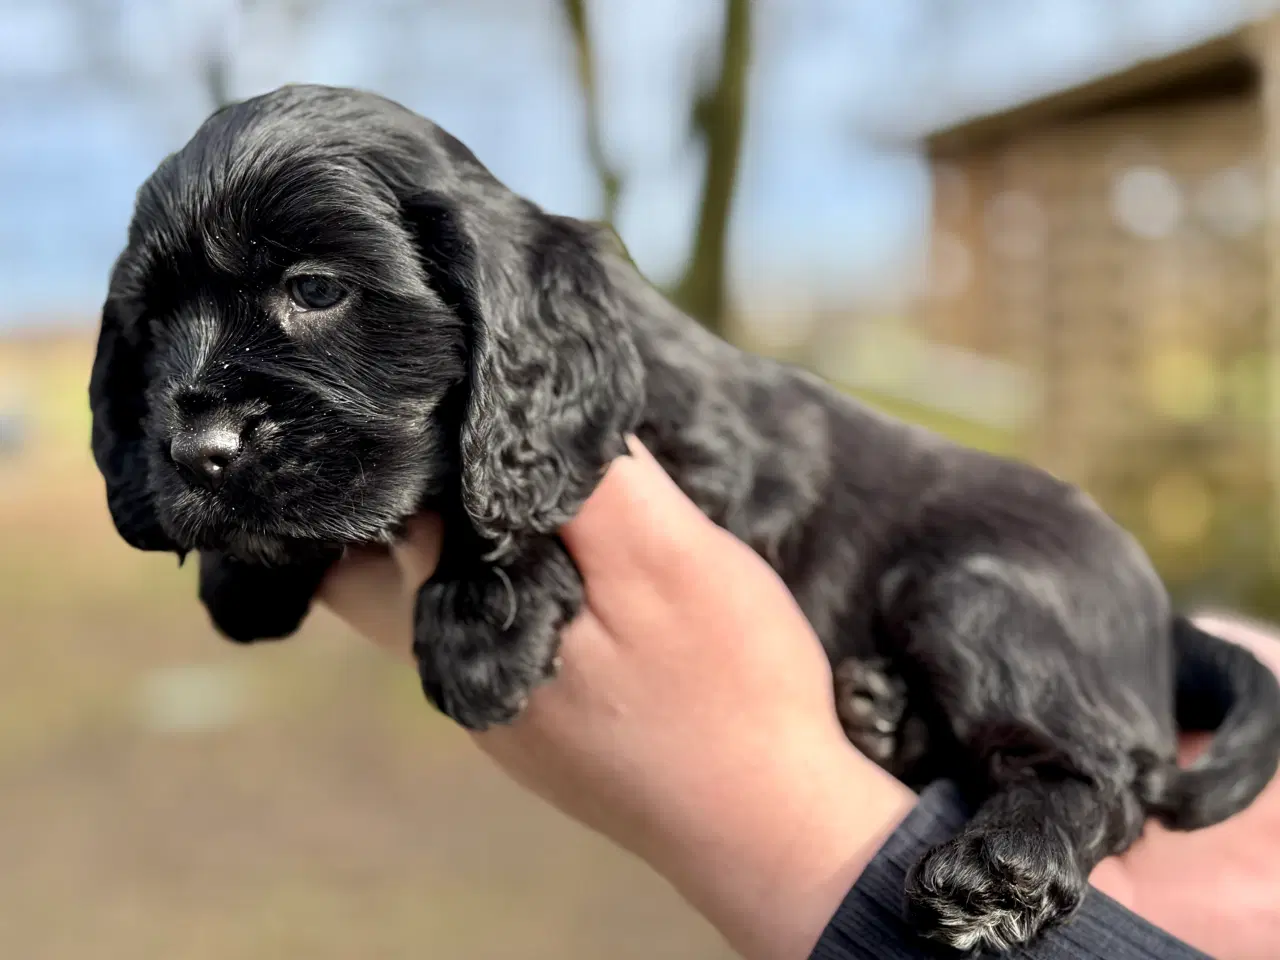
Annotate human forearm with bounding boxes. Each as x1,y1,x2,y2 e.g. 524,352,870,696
645,733,915,960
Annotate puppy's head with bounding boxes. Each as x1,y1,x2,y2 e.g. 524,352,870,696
90,84,643,565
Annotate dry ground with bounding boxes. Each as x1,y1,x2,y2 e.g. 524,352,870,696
0,335,736,959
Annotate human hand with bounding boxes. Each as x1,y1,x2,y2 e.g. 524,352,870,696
319,439,917,960
318,439,1280,960
1088,615,1280,960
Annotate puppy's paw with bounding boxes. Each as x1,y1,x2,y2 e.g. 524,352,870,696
834,657,908,765
904,824,1085,953
413,612,556,730
198,550,336,644
412,545,578,731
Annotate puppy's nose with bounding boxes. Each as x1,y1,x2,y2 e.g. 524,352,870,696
170,426,243,490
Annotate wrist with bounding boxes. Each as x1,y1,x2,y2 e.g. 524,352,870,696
653,729,917,960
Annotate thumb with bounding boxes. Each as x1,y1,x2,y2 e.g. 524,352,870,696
559,435,719,584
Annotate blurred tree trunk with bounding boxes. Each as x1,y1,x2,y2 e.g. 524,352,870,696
203,56,233,110
671,0,752,337
198,0,241,111
561,0,623,228
200,0,318,112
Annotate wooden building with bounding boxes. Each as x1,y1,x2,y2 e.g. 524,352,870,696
918,19,1280,612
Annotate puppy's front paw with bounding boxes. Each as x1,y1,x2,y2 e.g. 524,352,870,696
198,550,337,644
904,824,1085,953
412,551,577,731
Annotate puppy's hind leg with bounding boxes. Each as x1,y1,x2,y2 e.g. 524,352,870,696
884,564,1160,951
904,775,1138,953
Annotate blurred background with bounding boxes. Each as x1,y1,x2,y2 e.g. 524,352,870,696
3,0,1280,956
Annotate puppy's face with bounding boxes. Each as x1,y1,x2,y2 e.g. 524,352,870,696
96,92,470,563
91,84,644,568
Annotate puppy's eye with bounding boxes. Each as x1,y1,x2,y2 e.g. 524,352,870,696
286,275,347,310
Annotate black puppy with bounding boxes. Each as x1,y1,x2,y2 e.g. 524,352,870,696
90,84,1280,953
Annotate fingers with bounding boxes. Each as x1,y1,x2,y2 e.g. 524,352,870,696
316,542,398,615
560,435,720,585
390,512,446,589
317,512,445,663
317,543,415,660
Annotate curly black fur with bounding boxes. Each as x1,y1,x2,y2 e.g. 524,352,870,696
89,84,1280,953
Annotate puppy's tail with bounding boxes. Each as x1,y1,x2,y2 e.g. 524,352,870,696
1142,616,1280,831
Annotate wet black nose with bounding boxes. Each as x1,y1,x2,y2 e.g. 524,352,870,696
170,425,243,490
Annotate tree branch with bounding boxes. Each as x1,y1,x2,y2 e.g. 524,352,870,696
671,0,752,336
561,0,623,227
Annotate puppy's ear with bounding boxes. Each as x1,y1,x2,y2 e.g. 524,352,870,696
89,270,177,553
405,192,644,554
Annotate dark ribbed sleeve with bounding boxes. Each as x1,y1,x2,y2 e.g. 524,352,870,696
809,781,1215,960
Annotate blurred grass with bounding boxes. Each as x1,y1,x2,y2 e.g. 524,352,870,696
0,334,735,960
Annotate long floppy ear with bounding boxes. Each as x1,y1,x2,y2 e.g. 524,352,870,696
405,191,645,556
89,262,178,553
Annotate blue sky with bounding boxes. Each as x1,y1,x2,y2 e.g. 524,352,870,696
0,0,1265,328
